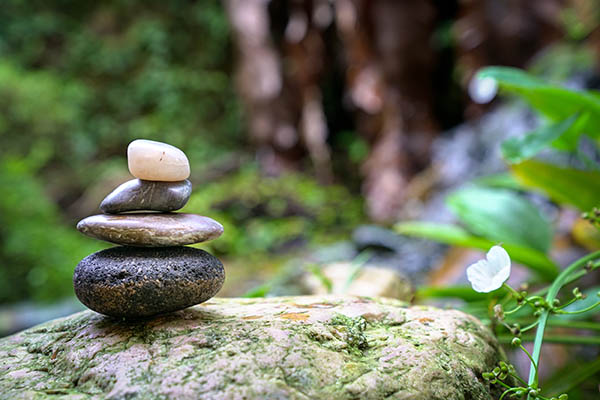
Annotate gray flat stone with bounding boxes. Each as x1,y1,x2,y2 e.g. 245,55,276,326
73,246,225,318
100,179,192,214
77,213,223,246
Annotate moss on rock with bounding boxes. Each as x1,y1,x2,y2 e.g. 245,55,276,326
0,296,505,399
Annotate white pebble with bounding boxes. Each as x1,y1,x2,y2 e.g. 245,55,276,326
127,139,190,181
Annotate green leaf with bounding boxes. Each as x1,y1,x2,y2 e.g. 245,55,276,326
415,285,506,301
446,186,553,253
242,283,271,298
307,264,333,293
501,114,580,163
395,222,558,279
478,67,600,149
474,173,523,191
511,160,600,211
342,250,373,292
543,357,600,396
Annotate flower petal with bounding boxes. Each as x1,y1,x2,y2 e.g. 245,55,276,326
466,245,512,293
467,259,493,292
486,245,511,275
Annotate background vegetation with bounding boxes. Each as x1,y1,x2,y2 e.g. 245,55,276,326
1,1,600,397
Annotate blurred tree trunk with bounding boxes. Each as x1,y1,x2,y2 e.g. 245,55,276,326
334,0,437,222
454,0,564,118
224,0,570,223
224,0,302,175
225,0,333,183
226,0,438,222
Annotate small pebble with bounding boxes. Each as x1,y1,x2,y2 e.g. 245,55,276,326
128,139,190,181
100,179,192,214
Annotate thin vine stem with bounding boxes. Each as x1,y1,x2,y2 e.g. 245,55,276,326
504,302,526,315
526,250,600,399
520,320,539,333
520,344,539,386
512,318,600,332
554,296,578,310
510,372,528,386
499,387,521,400
554,300,600,315
498,334,600,345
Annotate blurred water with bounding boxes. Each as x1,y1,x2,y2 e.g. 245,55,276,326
0,298,85,337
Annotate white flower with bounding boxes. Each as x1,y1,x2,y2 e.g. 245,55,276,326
466,245,511,293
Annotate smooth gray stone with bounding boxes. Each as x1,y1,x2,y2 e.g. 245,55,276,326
77,213,224,246
73,246,225,318
100,179,192,214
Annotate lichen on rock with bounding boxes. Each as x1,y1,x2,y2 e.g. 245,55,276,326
0,295,505,399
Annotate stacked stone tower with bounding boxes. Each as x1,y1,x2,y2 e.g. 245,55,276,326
74,139,225,318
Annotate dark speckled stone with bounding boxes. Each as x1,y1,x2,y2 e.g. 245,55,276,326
100,179,192,214
73,246,225,318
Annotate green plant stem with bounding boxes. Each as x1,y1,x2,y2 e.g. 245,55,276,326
499,387,522,400
526,250,600,399
504,302,526,315
520,320,540,333
498,334,600,345
532,260,600,298
496,380,514,391
510,371,528,386
503,283,521,298
513,318,600,331
520,344,539,386
555,296,578,310
554,300,600,314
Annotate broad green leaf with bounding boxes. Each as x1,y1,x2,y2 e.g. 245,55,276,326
543,357,600,397
474,173,523,190
478,67,600,149
511,159,600,211
501,114,580,163
447,186,553,253
415,285,505,301
395,222,558,279
552,111,591,150
242,283,271,298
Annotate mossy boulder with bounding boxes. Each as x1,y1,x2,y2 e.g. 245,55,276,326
0,296,504,399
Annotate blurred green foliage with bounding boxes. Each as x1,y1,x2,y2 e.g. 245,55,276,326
399,66,600,399
511,159,600,212
0,157,106,303
398,67,600,283
185,166,364,259
0,0,241,174
0,0,243,304
479,66,600,151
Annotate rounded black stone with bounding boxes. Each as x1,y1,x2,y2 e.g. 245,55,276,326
74,246,225,318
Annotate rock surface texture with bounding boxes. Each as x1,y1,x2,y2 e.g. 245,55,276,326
0,296,504,400
74,247,225,318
